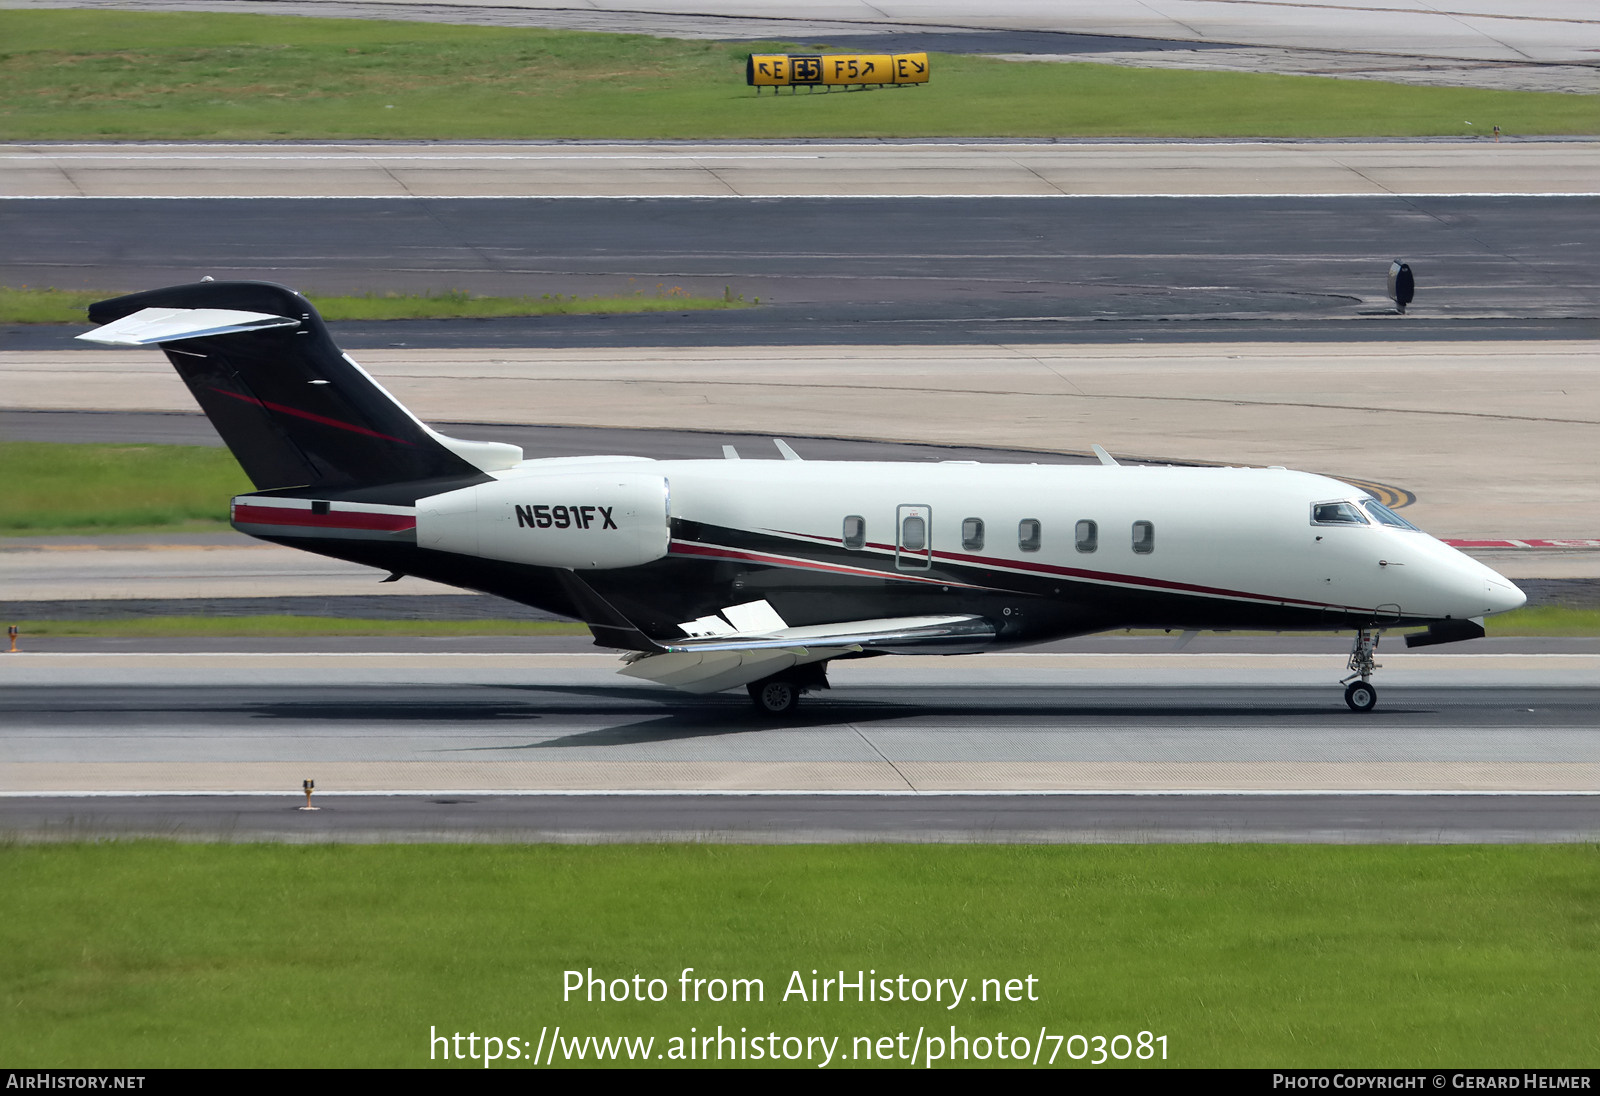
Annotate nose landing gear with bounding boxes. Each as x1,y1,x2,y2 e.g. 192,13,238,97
1343,679,1378,712
1340,627,1382,712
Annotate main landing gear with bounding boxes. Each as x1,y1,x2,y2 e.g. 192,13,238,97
1340,627,1382,712
747,676,801,716
745,662,830,717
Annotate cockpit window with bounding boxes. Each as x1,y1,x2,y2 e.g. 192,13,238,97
1312,501,1369,525
1360,499,1418,530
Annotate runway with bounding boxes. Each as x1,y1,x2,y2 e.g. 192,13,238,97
4,640,1599,840
6,193,1597,334
4,646,1597,797
6,141,1597,348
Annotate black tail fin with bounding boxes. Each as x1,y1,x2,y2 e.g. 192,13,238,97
84,281,486,492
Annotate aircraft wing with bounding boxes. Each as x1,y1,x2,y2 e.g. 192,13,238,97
661,613,994,653
617,610,995,694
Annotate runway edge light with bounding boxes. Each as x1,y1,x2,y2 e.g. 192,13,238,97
1387,259,1415,314
301,778,319,811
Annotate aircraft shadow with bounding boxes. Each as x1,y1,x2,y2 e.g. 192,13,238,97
488,708,876,749
244,683,678,722
235,685,1427,741
498,701,1418,751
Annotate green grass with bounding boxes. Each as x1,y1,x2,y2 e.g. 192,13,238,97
0,286,751,325
2,843,1597,1067
1,10,1594,140
0,287,105,324
1484,606,1600,637
9,616,588,638
0,441,250,535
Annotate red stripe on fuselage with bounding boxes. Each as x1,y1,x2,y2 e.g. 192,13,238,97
727,529,1358,612
668,541,989,588
232,503,415,532
927,546,1337,609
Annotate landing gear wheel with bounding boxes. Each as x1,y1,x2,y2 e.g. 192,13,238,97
1344,681,1378,713
748,677,800,717
1340,627,1383,713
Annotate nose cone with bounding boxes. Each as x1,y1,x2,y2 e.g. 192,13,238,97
1485,577,1527,615
1415,535,1528,619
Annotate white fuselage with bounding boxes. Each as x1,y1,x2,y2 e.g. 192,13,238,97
447,456,1524,630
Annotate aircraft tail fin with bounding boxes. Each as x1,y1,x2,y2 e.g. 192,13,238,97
79,281,517,492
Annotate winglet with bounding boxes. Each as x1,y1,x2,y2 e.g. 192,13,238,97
1092,444,1120,467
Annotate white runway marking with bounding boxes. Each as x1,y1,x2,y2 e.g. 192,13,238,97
6,193,1598,199
6,789,1600,798
6,651,1595,659
0,154,826,161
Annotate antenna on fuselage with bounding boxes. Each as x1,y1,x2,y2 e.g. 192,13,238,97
1092,444,1120,467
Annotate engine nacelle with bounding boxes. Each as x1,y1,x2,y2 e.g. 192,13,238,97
416,470,669,570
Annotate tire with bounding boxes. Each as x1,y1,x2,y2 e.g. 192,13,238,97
748,678,800,717
1344,681,1378,713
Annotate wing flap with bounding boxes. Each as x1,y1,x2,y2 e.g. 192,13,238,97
619,646,847,694
719,599,788,634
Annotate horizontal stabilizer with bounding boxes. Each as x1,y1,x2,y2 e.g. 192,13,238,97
1404,618,1486,648
77,307,299,346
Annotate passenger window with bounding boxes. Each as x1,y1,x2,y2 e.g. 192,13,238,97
962,518,984,551
843,515,865,549
1312,501,1368,525
1132,520,1154,555
1018,518,1042,553
901,514,927,551
1075,519,1098,553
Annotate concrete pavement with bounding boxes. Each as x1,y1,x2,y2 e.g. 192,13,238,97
4,653,1599,794
5,142,1597,199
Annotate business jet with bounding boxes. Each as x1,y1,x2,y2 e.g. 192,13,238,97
78,281,1527,715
